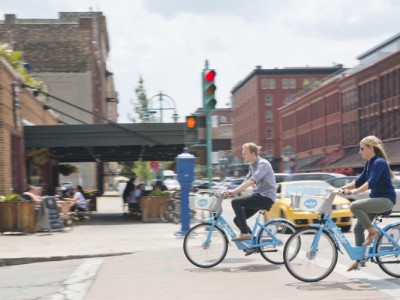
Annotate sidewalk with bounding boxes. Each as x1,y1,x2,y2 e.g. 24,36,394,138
0,193,183,265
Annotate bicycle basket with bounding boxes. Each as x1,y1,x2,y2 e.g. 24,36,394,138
290,188,336,215
190,192,217,211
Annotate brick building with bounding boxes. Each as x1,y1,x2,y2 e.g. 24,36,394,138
231,66,344,171
0,56,58,195
0,12,118,189
280,33,400,173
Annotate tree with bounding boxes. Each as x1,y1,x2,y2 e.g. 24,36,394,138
133,161,152,184
129,76,154,123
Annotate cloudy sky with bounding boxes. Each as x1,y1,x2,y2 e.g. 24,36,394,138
2,0,400,123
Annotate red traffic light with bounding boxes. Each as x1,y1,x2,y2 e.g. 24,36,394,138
186,116,197,128
204,70,216,82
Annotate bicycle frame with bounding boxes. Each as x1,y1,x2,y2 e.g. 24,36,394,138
202,211,289,251
310,214,400,261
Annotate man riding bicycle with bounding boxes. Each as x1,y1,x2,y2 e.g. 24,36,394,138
226,143,276,241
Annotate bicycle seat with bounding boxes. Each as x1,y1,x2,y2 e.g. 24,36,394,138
378,210,392,218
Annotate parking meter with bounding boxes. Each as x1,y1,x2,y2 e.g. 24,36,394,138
175,148,195,236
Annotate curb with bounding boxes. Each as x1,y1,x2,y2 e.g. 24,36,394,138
0,252,132,267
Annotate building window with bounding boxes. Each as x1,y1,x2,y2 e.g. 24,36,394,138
282,79,289,89
261,79,267,89
219,116,227,123
269,79,276,89
262,79,276,89
265,95,273,106
290,79,296,89
265,111,273,122
266,128,273,139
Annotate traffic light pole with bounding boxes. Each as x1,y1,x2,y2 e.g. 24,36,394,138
205,108,213,187
202,60,215,188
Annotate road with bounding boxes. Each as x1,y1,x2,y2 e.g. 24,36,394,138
0,195,399,300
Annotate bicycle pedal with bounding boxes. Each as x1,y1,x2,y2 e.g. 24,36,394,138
244,249,255,256
261,249,278,253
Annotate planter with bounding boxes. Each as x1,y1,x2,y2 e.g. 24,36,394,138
0,201,36,233
139,196,170,222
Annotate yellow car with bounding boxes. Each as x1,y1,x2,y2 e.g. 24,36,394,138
266,180,352,232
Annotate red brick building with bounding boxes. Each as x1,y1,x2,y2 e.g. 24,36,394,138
231,66,344,171
280,33,400,173
0,56,58,195
0,12,118,189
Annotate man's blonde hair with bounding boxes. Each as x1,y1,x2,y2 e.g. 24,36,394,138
242,143,259,155
361,135,395,179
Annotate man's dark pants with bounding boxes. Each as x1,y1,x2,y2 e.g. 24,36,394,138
231,193,274,234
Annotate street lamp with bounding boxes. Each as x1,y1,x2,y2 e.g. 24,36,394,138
148,92,180,123
145,92,180,181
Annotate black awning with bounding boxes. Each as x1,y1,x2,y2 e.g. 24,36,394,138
24,123,186,162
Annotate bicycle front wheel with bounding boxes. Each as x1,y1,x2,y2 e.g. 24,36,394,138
183,223,228,268
284,227,338,282
376,224,400,277
258,220,296,264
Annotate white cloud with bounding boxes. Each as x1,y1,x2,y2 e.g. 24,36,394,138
1,0,400,122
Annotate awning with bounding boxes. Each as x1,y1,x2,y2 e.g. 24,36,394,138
297,138,400,172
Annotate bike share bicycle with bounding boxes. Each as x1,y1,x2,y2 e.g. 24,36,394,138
160,191,196,223
283,188,400,282
183,190,297,268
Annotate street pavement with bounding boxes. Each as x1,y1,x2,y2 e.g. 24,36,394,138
0,192,399,300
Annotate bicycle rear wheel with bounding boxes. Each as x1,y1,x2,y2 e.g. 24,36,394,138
160,201,172,222
376,224,400,277
284,227,338,282
258,220,296,264
183,223,228,268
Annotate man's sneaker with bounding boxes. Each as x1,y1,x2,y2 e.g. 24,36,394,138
232,233,252,241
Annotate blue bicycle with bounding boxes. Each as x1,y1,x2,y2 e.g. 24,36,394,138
183,190,297,268
283,188,400,282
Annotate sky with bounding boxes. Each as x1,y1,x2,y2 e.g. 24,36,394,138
2,0,400,123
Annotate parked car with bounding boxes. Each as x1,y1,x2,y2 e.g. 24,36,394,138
326,176,358,188
336,176,400,214
288,172,346,181
275,173,292,183
265,180,353,232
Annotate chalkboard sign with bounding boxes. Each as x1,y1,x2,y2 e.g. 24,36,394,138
36,196,63,231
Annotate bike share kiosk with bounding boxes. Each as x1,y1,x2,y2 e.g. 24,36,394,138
175,147,195,236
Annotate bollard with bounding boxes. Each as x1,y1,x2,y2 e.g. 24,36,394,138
175,147,195,236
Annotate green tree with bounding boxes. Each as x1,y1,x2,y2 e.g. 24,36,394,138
133,161,152,184
129,76,154,123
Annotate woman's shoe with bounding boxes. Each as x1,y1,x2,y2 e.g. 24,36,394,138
347,262,360,272
362,231,380,246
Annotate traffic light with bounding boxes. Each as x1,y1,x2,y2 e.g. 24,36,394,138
203,69,217,112
185,116,198,144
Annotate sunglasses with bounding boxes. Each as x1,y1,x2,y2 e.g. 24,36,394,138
360,146,368,151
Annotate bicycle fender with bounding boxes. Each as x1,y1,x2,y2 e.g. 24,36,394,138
309,224,342,252
264,218,296,228
201,221,230,244
382,221,400,231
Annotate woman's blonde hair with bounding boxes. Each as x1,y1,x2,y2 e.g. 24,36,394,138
360,135,395,179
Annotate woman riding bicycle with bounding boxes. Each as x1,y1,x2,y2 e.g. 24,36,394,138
340,135,395,271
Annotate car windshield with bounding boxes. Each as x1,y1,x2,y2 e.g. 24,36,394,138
283,182,332,198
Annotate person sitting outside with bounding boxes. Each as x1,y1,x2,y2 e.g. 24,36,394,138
65,185,88,212
21,185,42,208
